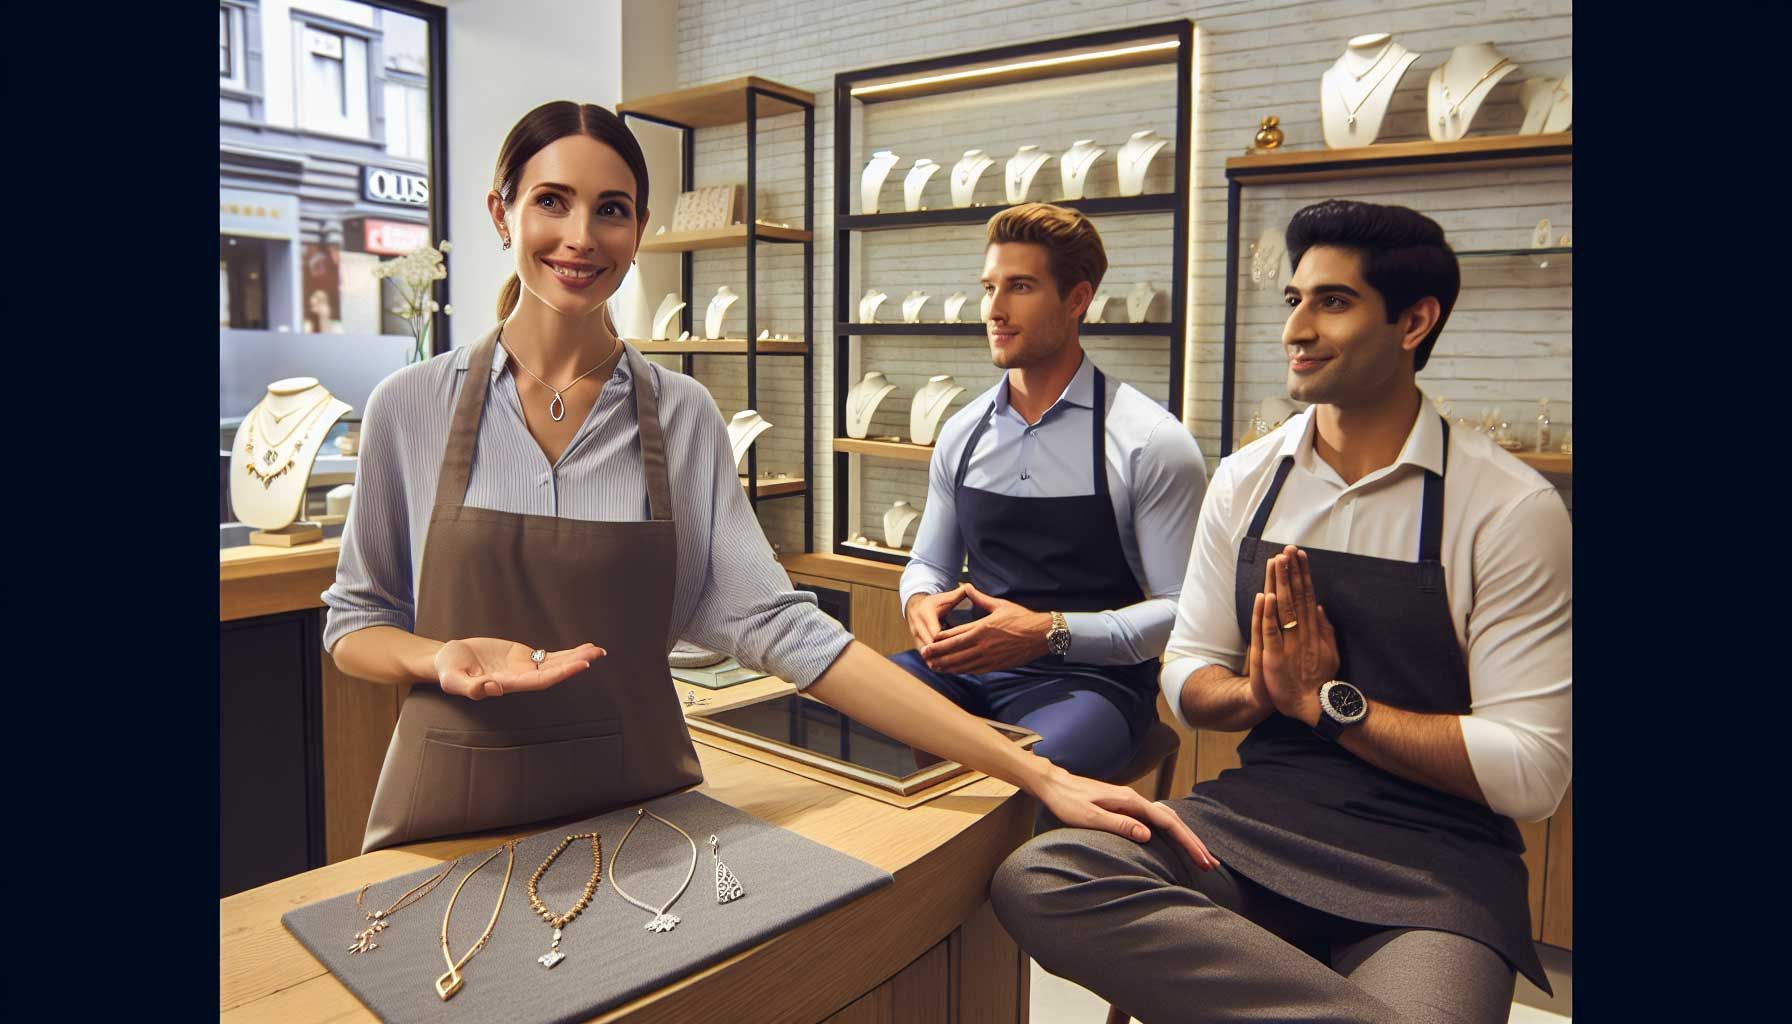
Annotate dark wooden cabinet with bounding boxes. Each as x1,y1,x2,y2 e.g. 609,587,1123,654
219,610,325,897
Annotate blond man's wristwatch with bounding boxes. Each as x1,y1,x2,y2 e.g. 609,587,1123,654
1046,611,1071,657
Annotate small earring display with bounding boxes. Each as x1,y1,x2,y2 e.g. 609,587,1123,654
710,834,744,904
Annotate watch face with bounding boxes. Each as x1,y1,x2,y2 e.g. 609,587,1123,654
1325,683,1365,720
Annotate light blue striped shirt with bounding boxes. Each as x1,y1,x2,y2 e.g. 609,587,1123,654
321,339,853,687
898,357,1209,665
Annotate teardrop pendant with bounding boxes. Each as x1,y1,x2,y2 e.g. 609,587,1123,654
549,392,566,422
1346,114,1356,128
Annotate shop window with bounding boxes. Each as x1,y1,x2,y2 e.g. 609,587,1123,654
220,4,248,92
297,24,370,138
382,80,429,161
221,236,270,330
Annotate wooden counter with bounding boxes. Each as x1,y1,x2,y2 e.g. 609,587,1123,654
220,677,1035,1023
220,537,340,621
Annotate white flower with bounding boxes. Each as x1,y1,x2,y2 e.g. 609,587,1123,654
442,304,454,315
438,240,452,253
429,300,440,311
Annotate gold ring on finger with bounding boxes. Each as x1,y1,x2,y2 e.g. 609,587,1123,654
1280,620,1298,631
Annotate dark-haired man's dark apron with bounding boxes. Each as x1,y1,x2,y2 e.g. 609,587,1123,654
362,330,701,853
891,366,1158,782
1178,418,1550,992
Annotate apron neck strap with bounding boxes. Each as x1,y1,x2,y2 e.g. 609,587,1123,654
622,344,674,522
952,363,1109,492
435,326,501,512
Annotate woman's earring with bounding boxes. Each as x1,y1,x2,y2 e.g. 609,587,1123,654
501,236,511,250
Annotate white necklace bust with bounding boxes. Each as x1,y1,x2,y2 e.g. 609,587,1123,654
858,287,889,324
861,149,901,215
1005,145,1052,204
1518,69,1572,135
942,292,968,323
1059,139,1106,201
903,158,940,212
901,290,930,323
951,149,995,208
704,285,739,340
651,293,687,340
1084,291,1113,323
1427,42,1519,142
726,409,772,471
1116,130,1168,197
1126,282,1157,324
882,501,921,550
230,377,352,532
910,374,965,446
845,371,897,439
1320,33,1421,148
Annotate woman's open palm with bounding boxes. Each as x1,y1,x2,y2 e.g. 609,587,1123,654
435,637,605,700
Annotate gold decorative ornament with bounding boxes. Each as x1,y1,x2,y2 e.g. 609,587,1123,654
1253,115,1284,150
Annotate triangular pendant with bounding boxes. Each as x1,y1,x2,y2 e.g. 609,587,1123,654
715,859,744,903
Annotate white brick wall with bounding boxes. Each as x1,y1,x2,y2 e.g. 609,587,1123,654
665,0,1573,551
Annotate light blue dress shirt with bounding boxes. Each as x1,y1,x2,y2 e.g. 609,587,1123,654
897,357,1208,665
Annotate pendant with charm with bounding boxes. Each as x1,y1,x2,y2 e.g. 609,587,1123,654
538,928,566,968
645,912,681,932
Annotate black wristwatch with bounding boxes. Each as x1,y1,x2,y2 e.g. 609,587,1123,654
1313,680,1368,742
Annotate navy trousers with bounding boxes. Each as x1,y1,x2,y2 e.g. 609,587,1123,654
889,650,1155,782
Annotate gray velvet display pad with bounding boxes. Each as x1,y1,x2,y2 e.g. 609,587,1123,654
282,790,892,1023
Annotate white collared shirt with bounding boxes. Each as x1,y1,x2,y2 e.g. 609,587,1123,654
1161,400,1571,821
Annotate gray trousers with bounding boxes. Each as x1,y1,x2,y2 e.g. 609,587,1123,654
991,828,1515,1024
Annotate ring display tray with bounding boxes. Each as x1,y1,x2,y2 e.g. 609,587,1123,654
281,790,892,1023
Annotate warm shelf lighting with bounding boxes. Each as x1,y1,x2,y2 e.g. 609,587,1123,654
850,40,1180,97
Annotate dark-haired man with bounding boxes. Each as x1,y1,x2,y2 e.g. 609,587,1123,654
892,202,1207,783
991,200,1571,1024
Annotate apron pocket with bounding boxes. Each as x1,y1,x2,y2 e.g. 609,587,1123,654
408,719,623,839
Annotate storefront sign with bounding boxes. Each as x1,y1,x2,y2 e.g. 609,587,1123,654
220,188,299,240
348,218,430,256
362,166,430,207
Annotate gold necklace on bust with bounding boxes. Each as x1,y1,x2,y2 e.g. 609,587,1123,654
1437,57,1513,125
241,402,332,489
349,859,456,954
254,394,333,449
1334,51,1406,128
435,841,517,1001
260,392,329,425
525,832,602,969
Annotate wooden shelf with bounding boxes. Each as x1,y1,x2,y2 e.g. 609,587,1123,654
1514,451,1573,475
1225,133,1571,185
842,321,1174,336
638,223,813,253
742,474,805,498
779,552,906,589
849,33,1183,105
632,339,808,355
835,438,934,462
841,539,914,560
842,193,1177,231
618,76,814,128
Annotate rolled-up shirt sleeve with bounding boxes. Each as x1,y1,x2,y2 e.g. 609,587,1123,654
322,375,417,653
1458,488,1573,822
1159,458,1245,729
679,404,853,689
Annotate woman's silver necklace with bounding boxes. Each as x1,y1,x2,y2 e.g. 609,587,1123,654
500,322,619,422
608,808,698,933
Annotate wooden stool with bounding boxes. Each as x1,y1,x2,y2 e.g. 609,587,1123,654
1103,719,1182,1024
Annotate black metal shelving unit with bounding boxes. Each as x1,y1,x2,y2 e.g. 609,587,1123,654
831,19,1195,567
620,77,817,537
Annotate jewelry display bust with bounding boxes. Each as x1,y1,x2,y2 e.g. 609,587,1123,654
845,371,897,439
942,292,968,323
1125,282,1157,324
652,293,687,341
230,376,352,535
882,501,921,550
1427,42,1520,142
1518,70,1572,135
859,288,889,323
910,374,965,446
901,291,930,323
1059,139,1106,201
861,149,901,214
903,158,940,212
951,149,995,208
1320,33,1421,149
1084,291,1112,323
1250,228,1287,291
705,286,739,340
1005,145,1052,204
608,263,652,341
726,410,772,471
1115,130,1168,197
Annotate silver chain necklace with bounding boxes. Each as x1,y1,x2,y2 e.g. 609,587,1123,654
500,322,619,422
608,808,698,933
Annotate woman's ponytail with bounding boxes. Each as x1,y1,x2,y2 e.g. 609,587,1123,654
497,273,521,319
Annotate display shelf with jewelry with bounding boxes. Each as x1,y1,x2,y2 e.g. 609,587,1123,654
833,20,1194,567
621,75,816,536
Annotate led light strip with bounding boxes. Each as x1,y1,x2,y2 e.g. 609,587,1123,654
850,40,1180,97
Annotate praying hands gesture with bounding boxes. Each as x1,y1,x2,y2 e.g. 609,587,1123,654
1248,546,1339,727
434,638,605,700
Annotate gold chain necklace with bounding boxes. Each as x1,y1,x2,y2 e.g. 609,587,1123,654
501,322,621,423
435,841,517,1001
261,392,330,426
241,404,332,489
1334,49,1406,128
1437,57,1513,125
526,832,602,969
349,860,456,954
255,394,333,449
1344,40,1394,80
